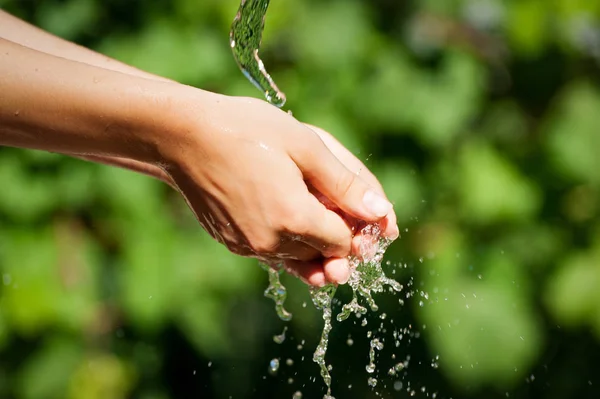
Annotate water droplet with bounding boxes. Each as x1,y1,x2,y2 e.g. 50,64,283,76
273,326,287,344
262,264,292,321
292,391,303,399
367,377,378,387
268,358,280,375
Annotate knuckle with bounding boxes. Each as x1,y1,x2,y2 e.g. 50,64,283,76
281,210,312,237
249,234,281,255
336,170,358,199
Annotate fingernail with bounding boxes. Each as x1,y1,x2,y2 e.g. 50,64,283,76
363,190,392,218
339,271,350,285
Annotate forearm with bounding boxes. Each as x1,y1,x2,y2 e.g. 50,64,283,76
0,37,182,163
0,10,183,181
0,10,171,83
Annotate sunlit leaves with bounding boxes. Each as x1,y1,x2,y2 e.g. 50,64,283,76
458,141,541,224
545,233,600,336
505,0,550,57
545,82,600,186
16,338,82,399
67,353,135,399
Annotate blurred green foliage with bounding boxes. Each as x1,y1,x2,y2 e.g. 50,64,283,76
1,0,600,398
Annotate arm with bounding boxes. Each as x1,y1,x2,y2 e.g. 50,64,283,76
0,37,173,161
0,37,396,286
0,10,175,183
0,11,398,241
0,10,171,82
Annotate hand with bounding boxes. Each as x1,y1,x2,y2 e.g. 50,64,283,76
281,124,399,285
160,92,395,286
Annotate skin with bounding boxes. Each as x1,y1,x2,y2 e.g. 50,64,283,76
0,11,399,287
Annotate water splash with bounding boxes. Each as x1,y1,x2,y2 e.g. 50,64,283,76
308,224,402,398
366,337,384,374
309,284,337,399
262,264,292,321
337,224,403,322
230,0,286,107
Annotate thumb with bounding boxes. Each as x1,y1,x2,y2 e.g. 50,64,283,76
291,134,393,222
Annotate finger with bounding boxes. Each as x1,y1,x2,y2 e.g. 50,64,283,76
323,257,351,285
305,124,399,239
296,194,354,258
291,131,393,223
381,212,400,240
276,240,321,261
284,259,327,287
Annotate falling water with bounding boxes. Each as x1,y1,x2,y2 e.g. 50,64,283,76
230,0,286,107
262,264,293,322
230,2,415,397
309,284,337,399
306,224,403,398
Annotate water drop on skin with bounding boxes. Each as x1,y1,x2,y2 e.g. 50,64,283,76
230,0,286,107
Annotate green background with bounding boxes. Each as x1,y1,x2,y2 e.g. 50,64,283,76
1,0,600,398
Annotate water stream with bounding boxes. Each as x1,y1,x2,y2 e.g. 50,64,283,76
231,4,405,397
230,0,286,107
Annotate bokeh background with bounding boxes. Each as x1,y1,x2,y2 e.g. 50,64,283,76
1,0,600,398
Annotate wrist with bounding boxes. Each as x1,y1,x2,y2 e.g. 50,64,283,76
146,86,225,171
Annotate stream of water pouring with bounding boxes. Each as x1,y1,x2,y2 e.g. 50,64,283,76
230,4,404,398
230,0,286,107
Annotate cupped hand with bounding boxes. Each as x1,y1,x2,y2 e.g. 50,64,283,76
283,124,399,285
160,92,395,286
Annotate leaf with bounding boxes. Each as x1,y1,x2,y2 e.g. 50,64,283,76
16,338,81,399
458,141,541,224
67,353,136,399
374,162,423,223
421,278,543,389
0,228,61,335
545,247,600,328
506,0,550,57
36,0,99,40
545,81,600,185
